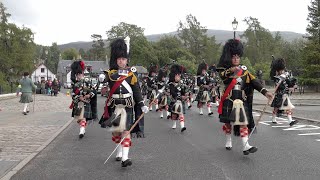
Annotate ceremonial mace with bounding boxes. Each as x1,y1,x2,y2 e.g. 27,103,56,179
104,86,165,164
243,80,281,148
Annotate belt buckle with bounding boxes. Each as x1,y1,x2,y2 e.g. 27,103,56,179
119,94,123,98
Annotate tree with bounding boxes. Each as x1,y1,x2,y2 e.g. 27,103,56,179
153,35,195,67
0,2,36,93
177,14,220,64
301,0,320,91
106,22,145,41
106,22,157,67
241,17,281,66
61,48,78,60
47,42,61,73
177,14,208,62
90,34,105,60
79,48,86,59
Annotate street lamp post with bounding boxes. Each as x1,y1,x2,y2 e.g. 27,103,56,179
232,17,238,39
45,50,48,80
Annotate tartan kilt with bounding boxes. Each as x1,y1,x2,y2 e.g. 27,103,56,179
219,99,250,124
83,103,93,119
19,93,33,103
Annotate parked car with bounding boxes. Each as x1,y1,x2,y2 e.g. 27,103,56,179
64,82,72,89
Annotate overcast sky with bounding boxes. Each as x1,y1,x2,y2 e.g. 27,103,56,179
2,0,310,46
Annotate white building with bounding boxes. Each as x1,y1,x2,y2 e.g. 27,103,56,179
31,64,56,82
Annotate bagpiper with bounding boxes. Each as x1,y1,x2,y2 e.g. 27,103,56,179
270,58,298,126
217,39,273,155
156,68,170,119
146,65,159,111
208,64,220,108
195,62,213,115
98,38,149,167
168,64,187,132
70,60,96,138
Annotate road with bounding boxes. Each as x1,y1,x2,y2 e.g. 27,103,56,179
11,95,320,180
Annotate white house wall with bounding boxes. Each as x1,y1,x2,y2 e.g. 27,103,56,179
31,64,56,82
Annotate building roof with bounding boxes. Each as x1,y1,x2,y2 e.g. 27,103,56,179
57,60,109,74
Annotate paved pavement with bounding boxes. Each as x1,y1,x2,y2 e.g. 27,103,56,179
0,93,72,179
8,94,320,180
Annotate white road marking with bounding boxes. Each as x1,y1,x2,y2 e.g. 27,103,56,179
283,125,320,131
316,139,320,142
272,125,290,128
298,133,320,136
259,122,270,125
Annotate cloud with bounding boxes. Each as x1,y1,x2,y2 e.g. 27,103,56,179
2,0,39,25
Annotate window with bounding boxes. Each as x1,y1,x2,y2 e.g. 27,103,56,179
41,68,45,73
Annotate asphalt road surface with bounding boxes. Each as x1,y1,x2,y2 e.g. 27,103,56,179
11,95,320,180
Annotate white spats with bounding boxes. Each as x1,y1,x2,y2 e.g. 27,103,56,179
155,104,159,110
271,115,277,123
241,136,252,151
199,108,203,115
207,107,212,114
172,121,177,129
23,103,29,112
240,127,252,151
116,145,123,159
122,147,129,161
287,114,293,124
160,111,164,118
180,121,185,129
79,127,85,135
226,134,232,148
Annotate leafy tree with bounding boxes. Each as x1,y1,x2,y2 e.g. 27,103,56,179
47,42,61,73
79,48,86,59
62,48,78,60
153,35,195,66
241,17,281,66
177,14,208,62
301,0,320,91
0,2,36,93
90,34,105,60
106,22,156,67
106,22,145,42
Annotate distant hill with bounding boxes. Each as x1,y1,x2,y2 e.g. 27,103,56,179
58,29,304,51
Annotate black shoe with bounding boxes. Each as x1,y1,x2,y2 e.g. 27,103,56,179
156,109,160,112
26,111,30,113
208,112,213,116
167,116,171,119
243,147,258,155
121,159,132,167
226,147,232,150
79,134,84,139
23,112,27,115
160,116,163,119
115,157,122,161
272,121,277,124
181,127,186,132
289,120,298,126
188,106,192,109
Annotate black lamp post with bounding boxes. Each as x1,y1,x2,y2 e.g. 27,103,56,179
232,17,238,39
45,50,48,80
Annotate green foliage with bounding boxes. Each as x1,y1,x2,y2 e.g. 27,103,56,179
301,0,320,89
90,34,106,60
0,2,36,93
177,14,221,64
62,48,78,60
106,22,145,42
241,57,255,73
